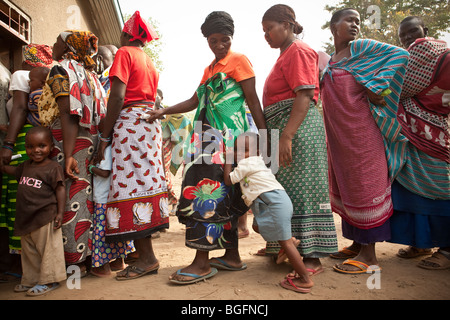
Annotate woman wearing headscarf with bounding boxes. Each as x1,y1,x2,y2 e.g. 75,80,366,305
320,8,409,274
390,16,450,270
261,4,338,283
147,11,267,284
95,11,169,280
37,31,106,275
1,44,53,261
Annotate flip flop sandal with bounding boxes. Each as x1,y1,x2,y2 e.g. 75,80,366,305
330,247,358,259
286,266,324,280
26,283,60,296
417,251,450,270
169,268,218,285
307,267,324,276
115,264,159,281
397,246,433,259
333,259,382,274
255,248,266,256
209,258,247,271
14,284,33,292
280,278,312,294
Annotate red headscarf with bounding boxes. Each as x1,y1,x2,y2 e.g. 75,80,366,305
123,11,159,44
22,44,53,68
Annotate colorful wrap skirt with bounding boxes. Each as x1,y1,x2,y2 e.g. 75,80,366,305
176,73,249,251
105,105,169,243
91,203,135,267
50,120,96,264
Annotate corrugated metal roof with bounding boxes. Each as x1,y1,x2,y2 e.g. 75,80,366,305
87,0,123,47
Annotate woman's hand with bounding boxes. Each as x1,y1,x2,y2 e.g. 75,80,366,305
65,156,79,180
144,108,166,123
366,88,387,106
278,134,293,168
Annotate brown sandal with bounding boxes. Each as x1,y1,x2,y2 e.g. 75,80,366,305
329,247,358,260
418,251,450,270
397,246,432,259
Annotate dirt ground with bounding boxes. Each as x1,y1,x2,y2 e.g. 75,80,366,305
1,171,449,301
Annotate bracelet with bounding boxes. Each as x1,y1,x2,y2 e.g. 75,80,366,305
88,164,96,175
2,145,14,152
98,132,111,143
3,140,15,147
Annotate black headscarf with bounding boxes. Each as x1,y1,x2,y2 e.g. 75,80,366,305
201,11,234,38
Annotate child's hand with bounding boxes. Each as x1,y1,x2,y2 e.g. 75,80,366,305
54,212,63,229
65,156,80,180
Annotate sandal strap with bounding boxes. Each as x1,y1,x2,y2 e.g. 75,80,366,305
29,284,49,293
343,259,370,271
438,250,450,260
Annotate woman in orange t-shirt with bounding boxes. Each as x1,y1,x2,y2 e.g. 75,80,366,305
96,11,168,281
148,11,266,285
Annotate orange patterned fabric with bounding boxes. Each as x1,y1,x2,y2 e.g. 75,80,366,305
60,30,98,70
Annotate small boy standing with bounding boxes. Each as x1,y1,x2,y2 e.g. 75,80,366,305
224,132,313,293
0,126,66,296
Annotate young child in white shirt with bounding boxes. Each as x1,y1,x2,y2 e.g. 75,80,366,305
223,132,313,293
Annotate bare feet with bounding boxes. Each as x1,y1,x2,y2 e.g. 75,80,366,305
90,264,112,278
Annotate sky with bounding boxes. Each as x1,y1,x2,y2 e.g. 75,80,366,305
117,0,341,105
117,0,450,106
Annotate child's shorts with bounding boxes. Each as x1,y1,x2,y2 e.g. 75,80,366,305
251,189,293,242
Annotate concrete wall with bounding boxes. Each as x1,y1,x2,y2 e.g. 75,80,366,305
3,0,122,71
12,0,94,46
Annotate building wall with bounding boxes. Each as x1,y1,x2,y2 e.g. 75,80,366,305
11,0,94,47
2,0,122,71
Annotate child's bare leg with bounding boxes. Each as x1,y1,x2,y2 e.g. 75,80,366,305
278,239,313,288
238,212,249,238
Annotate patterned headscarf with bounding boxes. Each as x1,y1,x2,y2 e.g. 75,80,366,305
123,11,159,44
22,44,53,68
60,30,98,70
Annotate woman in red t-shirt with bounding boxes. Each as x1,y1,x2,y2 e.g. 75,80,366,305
96,11,169,281
261,4,338,292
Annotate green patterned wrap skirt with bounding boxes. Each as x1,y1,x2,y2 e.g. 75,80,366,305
264,99,338,258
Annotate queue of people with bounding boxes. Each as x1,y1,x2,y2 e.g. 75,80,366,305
0,4,448,297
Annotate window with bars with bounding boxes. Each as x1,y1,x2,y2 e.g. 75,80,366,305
0,0,31,43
